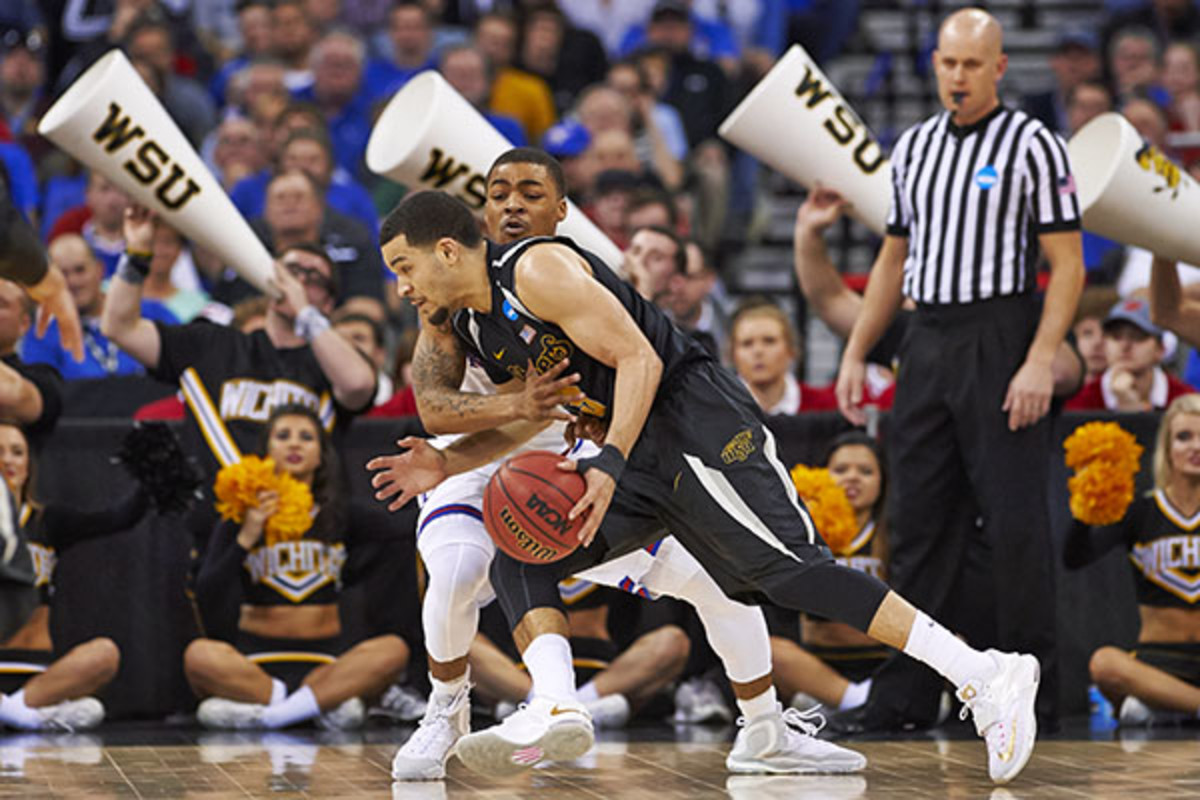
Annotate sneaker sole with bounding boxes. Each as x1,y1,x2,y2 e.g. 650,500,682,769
992,656,1040,785
391,761,447,781
725,754,867,775
456,719,594,777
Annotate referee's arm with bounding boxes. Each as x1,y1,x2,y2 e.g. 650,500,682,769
836,234,908,426
1002,231,1083,431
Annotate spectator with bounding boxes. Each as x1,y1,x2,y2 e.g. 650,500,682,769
1073,286,1122,384
363,0,437,100
560,0,654,57
619,0,740,75
1101,0,1200,56
332,309,392,407
0,422,131,731
770,431,890,713
438,45,526,146
101,205,377,488
623,224,683,304
1109,27,1166,103
23,234,177,380
588,169,647,250
0,280,62,447
294,30,376,179
577,84,681,190
1163,41,1200,166
207,0,275,108
47,172,129,278
226,60,291,131
140,223,210,324
517,3,607,114
1066,298,1192,411
0,141,38,228
271,0,319,92
606,58,689,170
185,404,411,729
250,170,384,312
124,14,218,147
664,241,726,359
539,119,592,202
1069,393,1200,726
639,10,733,148
623,186,682,234
1025,30,1102,134
1067,80,1115,136
0,27,52,170
210,116,267,192
473,12,557,143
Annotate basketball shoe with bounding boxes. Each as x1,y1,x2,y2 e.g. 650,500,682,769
955,650,1040,785
392,682,471,780
454,696,593,776
726,705,867,774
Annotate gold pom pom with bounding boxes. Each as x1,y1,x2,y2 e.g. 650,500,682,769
1063,421,1143,525
790,464,859,555
213,456,314,546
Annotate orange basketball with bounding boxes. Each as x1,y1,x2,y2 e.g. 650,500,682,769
483,450,587,564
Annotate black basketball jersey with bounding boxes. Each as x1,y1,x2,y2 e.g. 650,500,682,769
150,320,364,479
450,237,709,421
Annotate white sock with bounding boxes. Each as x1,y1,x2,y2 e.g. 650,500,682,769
430,670,468,697
839,679,871,711
902,611,996,689
260,686,320,729
522,634,575,702
269,679,287,706
576,681,600,704
736,685,777,720
0,690,46,730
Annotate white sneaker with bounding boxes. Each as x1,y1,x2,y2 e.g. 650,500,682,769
1118,695,1190,727
33,698,105,732
316,697,364,730
392,683,471,781
956,650,1040,785
454,696,593,777
726,705,866,774
725,774,868,800
673,677,733,724
585,693,630,729
370,684,429,722
197,697,268,730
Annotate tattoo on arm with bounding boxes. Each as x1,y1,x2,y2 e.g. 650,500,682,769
412,326,514,429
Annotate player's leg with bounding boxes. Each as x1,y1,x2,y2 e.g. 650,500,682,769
0,641,115,731
394,475,497,781
1090,644,1200,723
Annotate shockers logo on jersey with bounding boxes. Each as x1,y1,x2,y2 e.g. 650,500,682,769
721,429,756,464
974,165,998,190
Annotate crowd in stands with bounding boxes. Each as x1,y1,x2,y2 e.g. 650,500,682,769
1,0,1200,737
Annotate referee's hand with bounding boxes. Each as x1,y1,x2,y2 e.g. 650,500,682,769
1003,359,1053,431
836,359,868,426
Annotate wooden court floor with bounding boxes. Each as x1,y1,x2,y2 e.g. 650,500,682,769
0,724,1197,798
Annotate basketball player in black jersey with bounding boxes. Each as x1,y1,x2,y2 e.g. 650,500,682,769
369,189,1042,785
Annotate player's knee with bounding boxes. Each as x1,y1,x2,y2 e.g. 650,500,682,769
82,637,121,682
1089,646,1130,692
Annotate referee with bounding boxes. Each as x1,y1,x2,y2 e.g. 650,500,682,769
837,7,1083,731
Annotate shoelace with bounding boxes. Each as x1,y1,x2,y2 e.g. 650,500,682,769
781,705,826,737
404,699,463,756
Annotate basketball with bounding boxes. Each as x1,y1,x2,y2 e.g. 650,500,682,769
483,450,587,564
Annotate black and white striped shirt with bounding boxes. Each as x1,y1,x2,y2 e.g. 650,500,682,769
886,106,1080,305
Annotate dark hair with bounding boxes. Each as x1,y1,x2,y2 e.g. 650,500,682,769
281,127,335,168
823,430,888,538
124,11,173,49
487,147,567,199
267,168,325,202
332,310,384,349
278,241,339,296
626,187,679,229
632,224,686,274
380,190,483,249
260,404,344,539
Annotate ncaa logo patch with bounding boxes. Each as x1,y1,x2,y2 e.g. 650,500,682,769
974,165,998,190
502,299,519,321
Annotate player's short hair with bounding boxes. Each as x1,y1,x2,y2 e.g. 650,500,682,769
487,147,567,199
380,191,483,249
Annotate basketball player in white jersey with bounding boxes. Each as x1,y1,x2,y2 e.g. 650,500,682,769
387,148,865,780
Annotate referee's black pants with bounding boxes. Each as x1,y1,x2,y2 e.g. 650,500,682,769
869,294,1059,726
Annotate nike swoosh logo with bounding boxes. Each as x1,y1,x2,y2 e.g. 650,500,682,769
549,705,575,716
493,349,506,359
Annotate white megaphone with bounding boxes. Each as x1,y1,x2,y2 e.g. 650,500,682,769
719,44,890,235
366,71,624,270
39,50,274,293
1069,112,1200,266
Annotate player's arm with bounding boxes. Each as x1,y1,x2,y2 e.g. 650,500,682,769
411,321,581,434
836,234,907,425
0,359,41,424
1003,230,1084,430
1150,255,1200,347
794,187,862,339
99,206,163,369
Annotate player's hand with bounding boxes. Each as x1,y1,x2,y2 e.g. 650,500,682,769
521,358,582,422
1003,358,1053,431
565,415,609,447
559,460,614,548
238,489,278,548
24,266,83,362
367,437,447,511
122,205,157,254
269,259,307,316
835,357,868,426
796,185,850,236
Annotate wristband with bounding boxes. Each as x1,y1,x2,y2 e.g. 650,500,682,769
576,443,626,483
294,305,331,341
116,252,151,284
